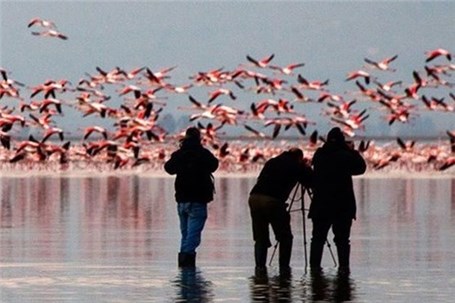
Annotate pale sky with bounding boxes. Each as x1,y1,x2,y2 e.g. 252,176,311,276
1,0,454,138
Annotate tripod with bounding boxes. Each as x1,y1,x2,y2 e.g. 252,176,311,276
269,183,337,271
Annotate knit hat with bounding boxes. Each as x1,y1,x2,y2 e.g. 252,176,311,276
327,127,345,144
185,127,201,140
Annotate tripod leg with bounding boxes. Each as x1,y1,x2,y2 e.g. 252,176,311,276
268,242,279,266
301,186,308,272
326,239,338,267
268,185,300,266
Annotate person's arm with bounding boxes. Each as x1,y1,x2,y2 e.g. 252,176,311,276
201,149,219,173
164,150,180,175
298,160,314,188
348,149,367,175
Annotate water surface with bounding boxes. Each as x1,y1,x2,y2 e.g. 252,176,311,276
1,174,454,302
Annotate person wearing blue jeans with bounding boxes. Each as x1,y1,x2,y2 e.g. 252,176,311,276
165,127,219,267
178,202,208,254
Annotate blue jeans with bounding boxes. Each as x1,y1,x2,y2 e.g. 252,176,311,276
178,202,208,253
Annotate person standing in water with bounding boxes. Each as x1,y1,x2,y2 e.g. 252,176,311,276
309,127,366,273
248,148,313,275
165,127,219,267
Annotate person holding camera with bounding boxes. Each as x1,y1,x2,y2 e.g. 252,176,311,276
248,148,313,275
309,127,366,273
164,127,219,268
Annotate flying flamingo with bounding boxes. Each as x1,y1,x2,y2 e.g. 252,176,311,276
38,98,63,114
297,75,329,90
31,29,68,40
29,113,53,129
345,70,371,84
373,80,402,92
83,126,108,140
246,54,275,68
165,83,193,94
30,79,71,98
269,62,305,75
425,48,452,62
252,98,293,115
289,86,315,103
447,130,455,153
207,88,237,103
41,127,65,142
28,17,57,29
264,116,314,138
330,108,369,135
355,81,381,102
364,55,398,71
437,156,455,171
243,124,269,139
325,99,357,118
396,137,415,152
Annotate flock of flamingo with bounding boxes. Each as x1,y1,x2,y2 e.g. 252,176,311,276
0,17,454,173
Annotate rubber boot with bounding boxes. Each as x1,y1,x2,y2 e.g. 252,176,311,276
178,252,196,268
254,242,268,272
337,244,350,274
178,252,187,267
187,252,196,268
310,242,324,272
278,237,292,276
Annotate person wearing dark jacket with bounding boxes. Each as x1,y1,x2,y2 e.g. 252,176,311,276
164,127,219,268
249,148,313,275
309,127,366,273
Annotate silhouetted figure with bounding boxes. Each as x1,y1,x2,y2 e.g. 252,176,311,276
309,127,366,273
164,127,219,267
248,148,313,275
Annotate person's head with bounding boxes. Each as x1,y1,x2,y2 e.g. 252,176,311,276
185,127,201,141
287,147,304,161
180,126,202,147
327,127,345,146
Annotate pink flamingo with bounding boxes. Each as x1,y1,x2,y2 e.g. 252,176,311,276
364,55,398,71
425,48,452,62
246,54,275,68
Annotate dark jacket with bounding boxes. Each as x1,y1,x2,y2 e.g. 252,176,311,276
164,139,219,203
309,141,366,220
250,151,313,202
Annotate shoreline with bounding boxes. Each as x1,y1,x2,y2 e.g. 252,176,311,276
0,168,453,178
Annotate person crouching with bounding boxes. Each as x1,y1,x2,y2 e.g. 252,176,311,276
248,148,313,275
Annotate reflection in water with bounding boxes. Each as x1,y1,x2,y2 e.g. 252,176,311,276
249,269,355,302
304,271,356,302
0,175,454,302
0,178,12,228
173,268,214,302
249,271,293,302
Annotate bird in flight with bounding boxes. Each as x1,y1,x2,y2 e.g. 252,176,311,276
364,55,398,71
31,29,68,40
246,54,275,68
28,17,58,29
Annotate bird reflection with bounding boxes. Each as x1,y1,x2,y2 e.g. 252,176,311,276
249,269,293,302
1,180,12,228
173,268,214,303
303,270,356,302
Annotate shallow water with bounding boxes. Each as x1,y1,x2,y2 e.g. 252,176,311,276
0,174,454,302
